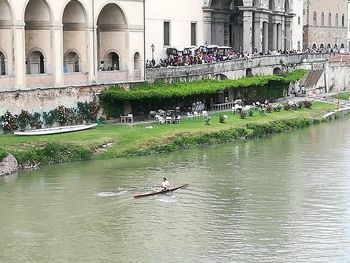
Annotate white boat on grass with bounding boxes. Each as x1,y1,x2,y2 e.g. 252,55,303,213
14,124,98,136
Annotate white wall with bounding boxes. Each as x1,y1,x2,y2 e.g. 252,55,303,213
292,0,303,51
145,0,204,62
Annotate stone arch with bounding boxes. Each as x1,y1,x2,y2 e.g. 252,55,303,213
0,0,13,76
321,12,324,26
25,0,52,75
0,0,13,23
312,43,317,49
327,43,331,49
63,49,81,73
320,44,324,49
335,13,338,26
214,73,228,80
102,50,120,71
97,3,128,72
313,12,317,26
246,68,253,77
341,43,345,49
273,67,282,75
63,0,88,73
27,49,46,74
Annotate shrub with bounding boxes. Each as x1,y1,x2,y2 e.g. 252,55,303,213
259,108,266,115
273,103,282,112
303,100,312,109
248,108,254,116
17,110,31,131
88,101,100,122
219,114,225,123
0,111,18,132
266,104,273,113
42,110,56,127
240,111,246,119
56,105,71,126
283,103,291,111
30,112,42,129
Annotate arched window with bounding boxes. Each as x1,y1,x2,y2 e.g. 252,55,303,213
284,0,290,13
0,52,5,75
327,44,331,49
313,12,317,26
335,14,339,26
328,13,331,26
104,52,119,71
133,52,141,70
269,0,275,10
341,14,345,27
64,52,80,73
341,43,345,49
321,13,324,26
312,43,317,49
320,44,324,49
28,51,45,74
334,44,338,49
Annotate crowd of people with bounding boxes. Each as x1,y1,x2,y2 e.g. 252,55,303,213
146,45,334,69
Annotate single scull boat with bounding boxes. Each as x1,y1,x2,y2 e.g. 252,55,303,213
134,184,188,198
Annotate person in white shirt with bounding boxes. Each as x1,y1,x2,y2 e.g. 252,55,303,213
161,177,170,190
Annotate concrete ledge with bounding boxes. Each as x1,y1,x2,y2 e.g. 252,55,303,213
323,107,350,120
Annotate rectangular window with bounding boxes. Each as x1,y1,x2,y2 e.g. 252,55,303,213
298,17,301,25
164,21,170,46
191,22,197,46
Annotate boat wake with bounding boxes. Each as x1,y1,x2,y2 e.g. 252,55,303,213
95,191,127,197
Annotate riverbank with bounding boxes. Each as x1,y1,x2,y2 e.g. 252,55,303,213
0,101,340,172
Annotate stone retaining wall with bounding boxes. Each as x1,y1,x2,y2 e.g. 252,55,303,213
0,154,18,177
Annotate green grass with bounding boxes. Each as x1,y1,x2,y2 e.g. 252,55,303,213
331,92,350,101
0,101,337,164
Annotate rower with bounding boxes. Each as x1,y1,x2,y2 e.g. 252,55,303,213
161,177,170,190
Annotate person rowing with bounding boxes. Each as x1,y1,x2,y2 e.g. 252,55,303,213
161,177,170,190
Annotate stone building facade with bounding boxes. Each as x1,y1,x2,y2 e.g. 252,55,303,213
303,0,348,50
0,0,145,93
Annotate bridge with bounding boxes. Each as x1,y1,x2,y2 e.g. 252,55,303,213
146,53,328,83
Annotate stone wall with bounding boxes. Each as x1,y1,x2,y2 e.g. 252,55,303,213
0,154,18,177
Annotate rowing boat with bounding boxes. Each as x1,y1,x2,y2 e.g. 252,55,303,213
134,184,188,198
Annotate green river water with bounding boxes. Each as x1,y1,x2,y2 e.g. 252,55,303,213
1,119,350,263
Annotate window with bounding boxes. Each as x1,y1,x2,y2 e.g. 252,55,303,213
64,52,80,73
297,41,301,51
28,51,45,74
342,14,345,27
321,12,324,26
0,52,5,75
328,13,331,26
191,22,197,46
102,52,119,71
313,12,317,26
134,52,141,70
164,21,170,46
298,16,301,25
335,14,338,26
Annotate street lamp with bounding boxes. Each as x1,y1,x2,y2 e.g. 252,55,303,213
151,44,155,62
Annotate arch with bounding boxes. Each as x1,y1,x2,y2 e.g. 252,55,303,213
327,44,331,49
62,0,87,26
214,73,228,80
102,51,120,71
64,50,80,73
246,68,253,77
24,0,52,24
334,44,338,49
273,67,282,75
312,43,317,49
27,50,45,74
320,44,324,49
97,3,127,26
328,13,331,26
341,43,345,49
0,0,13,23
133,52,141,70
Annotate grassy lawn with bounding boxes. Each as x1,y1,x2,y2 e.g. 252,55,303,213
0,101,337,161
331,92,350,101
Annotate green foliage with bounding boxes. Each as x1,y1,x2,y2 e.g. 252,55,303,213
17,110,31,131
0,148,7,161
13,142,92,165
30,112,42,129
240,111,246,119
273,103,282,112
55,105,71,126
42,110,56,127
303,100,313,109
204,115,210,125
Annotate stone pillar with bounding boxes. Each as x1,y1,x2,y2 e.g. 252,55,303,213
253,16,262,52
277,23,282,51
262,21,269,53
272,23,277,51
53,25,63,87
88,27,97,83
284,18,292,50
14,23,25,90
242,11,253,53
203,10,212,44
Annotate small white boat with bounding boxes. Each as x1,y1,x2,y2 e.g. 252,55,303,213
14,124,98,136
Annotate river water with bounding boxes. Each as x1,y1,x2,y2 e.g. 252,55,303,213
1,119,350,263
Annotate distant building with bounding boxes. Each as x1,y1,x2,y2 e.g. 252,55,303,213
303,0,348,51
292,0,304,51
